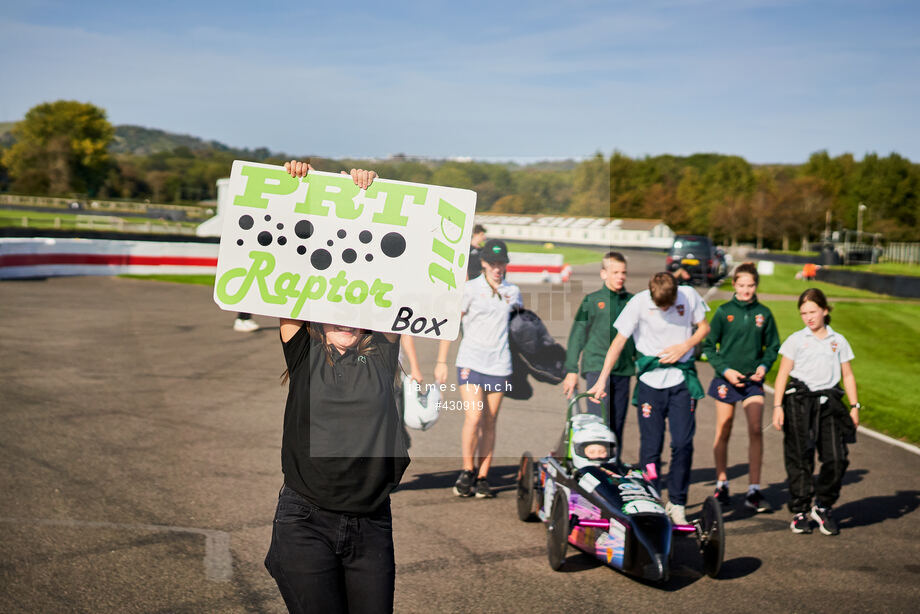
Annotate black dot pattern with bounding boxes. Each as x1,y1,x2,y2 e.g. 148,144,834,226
295,220,314,239
236,216,408,270
381,232,406,258
311,249,332,270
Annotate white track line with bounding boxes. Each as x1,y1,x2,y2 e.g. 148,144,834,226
762,383,920,456
0,517,232,581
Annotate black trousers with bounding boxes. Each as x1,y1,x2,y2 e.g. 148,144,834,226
782,399,850,513
265,485,395,614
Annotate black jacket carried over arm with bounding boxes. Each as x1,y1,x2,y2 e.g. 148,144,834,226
783,376,857,444
506,307,566,400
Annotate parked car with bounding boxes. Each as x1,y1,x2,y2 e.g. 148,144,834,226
665,235,724,286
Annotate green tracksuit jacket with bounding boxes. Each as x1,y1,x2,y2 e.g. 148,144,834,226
565,286,636,377
702,295,780,377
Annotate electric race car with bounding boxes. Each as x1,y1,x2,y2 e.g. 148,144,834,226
515,394,724,582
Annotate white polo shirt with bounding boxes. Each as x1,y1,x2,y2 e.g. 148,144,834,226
779,325,854,391
614,286,709,389
455,275,523,376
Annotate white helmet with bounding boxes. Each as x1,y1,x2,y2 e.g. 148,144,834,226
570,416,617,469
402,375,441,431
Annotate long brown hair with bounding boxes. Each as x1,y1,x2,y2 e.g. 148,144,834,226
280,322,378,385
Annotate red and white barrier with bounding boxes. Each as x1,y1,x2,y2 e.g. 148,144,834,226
505,252,569,284
0,237,218,279
0,238,569,285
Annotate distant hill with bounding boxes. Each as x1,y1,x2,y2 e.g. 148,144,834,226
111,125,280,159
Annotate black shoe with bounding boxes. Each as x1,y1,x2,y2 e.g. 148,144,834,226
744,489,772,513
810,505,839,535
790,512,812,534
474,477,495,499
453,470,475,497
714,484,730,507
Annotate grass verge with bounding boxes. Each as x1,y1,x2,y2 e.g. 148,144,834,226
504,241,606,265
831,262,920,277
720,262,890,299
708,298,920,444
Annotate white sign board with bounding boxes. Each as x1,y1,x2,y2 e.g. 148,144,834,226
213,161,476,339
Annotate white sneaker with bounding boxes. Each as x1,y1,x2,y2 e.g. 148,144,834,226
233,318,259,332
666,501,688,525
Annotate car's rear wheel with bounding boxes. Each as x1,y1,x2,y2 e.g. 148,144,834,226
516,452,536,521
546,490,569,571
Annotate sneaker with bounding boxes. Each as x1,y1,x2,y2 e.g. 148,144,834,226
665,502,688,525
744,489,773,513
234,318,259,332
810,505,840,536
714,484,730,507
453,470,475,497
790,512,812,534
474,477,495,499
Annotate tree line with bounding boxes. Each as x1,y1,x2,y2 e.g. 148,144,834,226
2,100,917,245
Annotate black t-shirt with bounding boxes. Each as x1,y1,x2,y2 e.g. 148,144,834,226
467,245,482,280
280,324,410,514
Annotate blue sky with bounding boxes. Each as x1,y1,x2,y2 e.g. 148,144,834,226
1,0,918,163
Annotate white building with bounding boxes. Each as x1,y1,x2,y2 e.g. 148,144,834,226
474,213,675,249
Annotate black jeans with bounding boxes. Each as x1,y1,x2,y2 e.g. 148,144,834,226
265,485,395,614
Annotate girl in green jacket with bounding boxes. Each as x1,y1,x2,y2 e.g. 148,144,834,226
702,262,780,513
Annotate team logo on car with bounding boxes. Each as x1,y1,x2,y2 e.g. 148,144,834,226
641,403,652,418
676,305,685,316
727,314,734,323
717,384,728,399
598,301,606,310
755,314,764,328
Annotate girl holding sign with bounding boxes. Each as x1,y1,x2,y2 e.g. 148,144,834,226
435,239,523,499
264,162,410,614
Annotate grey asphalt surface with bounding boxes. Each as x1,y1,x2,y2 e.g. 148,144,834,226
2,249,919,613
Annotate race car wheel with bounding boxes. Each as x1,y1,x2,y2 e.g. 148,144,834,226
516,452,536,521
546,490,569,571
700,495,725,578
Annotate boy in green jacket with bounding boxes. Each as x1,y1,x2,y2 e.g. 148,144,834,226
702,262,780,513
563,252,636,452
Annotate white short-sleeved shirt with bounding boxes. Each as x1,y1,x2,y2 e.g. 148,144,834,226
614,286,709,389
779,325,854,391
455,275,523,376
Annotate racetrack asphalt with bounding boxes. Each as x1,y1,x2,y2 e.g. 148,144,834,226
2,249,919,613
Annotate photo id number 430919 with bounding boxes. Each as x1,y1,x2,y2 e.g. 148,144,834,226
436,400,484,411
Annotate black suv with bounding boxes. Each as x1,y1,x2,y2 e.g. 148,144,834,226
665,235,725,286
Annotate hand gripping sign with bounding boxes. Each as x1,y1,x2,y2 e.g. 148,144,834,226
213,161,476,339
